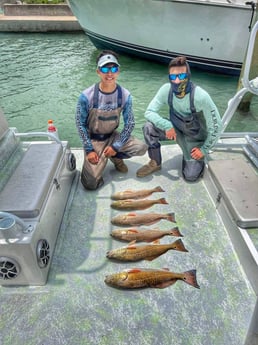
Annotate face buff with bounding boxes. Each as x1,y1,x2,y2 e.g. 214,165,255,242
171,78,191,98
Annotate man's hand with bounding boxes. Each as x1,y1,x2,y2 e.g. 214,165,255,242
103,146,116,158
87,151,99,164
191,147,204,160
165,128,177,140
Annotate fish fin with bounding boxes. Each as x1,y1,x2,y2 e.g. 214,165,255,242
172,239,188,252
170,227,184,237
151,239,160,245
152,280,177,289
167,212,176,223
182,270,200,289
128,229,140,234
128,268,142,273
154,186,165,193
159,198,169,205
127,213,137,216
127,240,137,249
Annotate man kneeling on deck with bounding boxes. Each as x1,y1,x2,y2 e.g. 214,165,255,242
75,50,147,190
137,56,222,182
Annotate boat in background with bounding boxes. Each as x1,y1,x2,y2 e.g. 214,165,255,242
68,0,256,75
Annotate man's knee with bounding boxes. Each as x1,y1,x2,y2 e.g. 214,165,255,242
81,170,104,190
182,159,205,182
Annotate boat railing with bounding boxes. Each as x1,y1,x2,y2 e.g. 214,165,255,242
14,131,62,145
216,21,258,167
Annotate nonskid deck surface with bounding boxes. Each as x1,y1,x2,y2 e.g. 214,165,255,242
0,145,256,345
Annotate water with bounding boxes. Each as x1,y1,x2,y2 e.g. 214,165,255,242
0,32,258,148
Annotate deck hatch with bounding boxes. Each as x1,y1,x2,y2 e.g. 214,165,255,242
208,158,258,228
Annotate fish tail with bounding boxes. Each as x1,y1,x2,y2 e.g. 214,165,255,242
154,186,165,193
170,227,184,237
159,198,169,205
173,239,188,252
182,270,200,289
166,212,176,223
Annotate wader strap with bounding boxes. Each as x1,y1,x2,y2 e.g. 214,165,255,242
92,83,123,109
168,83,196,113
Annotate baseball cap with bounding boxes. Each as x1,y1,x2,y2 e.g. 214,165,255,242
97,54,120,68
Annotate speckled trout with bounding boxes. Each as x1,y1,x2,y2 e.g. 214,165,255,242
111,212,176,227
106,239,187,261
105,268,200,289
110,197,168,211
111,186,164,200
111,227,183,242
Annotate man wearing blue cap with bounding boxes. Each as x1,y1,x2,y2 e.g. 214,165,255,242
137,56,222,182
75,50,147,190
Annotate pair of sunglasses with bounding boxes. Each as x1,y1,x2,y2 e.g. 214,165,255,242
169,73,188,81
99,66,119,74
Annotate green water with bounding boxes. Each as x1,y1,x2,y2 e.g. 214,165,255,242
0,32,258,147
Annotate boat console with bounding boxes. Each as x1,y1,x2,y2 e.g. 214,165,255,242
0,109,77,285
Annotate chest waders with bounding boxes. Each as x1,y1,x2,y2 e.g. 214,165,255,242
81,84,123,190
168,85,207,181
81,84,147,189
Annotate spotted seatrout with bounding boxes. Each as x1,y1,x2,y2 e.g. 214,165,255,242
105,268,200,289
110,198,168,211
106,239,188,262
111,227,183,242
111,212,176,227
111,186,165,200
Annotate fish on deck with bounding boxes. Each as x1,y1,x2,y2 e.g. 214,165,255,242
110,198,169,211
110,227,183,242
111,212,176,227
106,238,188,262
111,186,165,200
105,268,200,289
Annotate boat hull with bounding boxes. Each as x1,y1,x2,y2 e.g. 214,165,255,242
68,0,253,75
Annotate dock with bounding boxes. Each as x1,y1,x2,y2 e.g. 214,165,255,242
0,3,82,32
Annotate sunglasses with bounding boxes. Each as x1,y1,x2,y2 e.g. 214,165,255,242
99,66,119,74
169,73,188,81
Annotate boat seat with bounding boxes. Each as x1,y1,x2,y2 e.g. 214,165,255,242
208,158,258,228
0,143,63,218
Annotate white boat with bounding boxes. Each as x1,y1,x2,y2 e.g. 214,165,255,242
68,0,256,75
0,20,258,345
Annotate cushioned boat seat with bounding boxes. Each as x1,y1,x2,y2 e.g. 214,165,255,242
0,143,63,218
208,158,258,228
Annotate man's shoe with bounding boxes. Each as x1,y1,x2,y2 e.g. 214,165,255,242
136,160,161,177
110,157,128,173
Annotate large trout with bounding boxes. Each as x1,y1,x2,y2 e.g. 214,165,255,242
110,198,168,211
105,268,200,289
111,227,183,242
111,186,164,200
106,239,188,262
111,212,176,227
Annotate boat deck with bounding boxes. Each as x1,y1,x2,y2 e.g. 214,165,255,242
1,144,257,345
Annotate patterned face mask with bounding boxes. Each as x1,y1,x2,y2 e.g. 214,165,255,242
171,78,191,98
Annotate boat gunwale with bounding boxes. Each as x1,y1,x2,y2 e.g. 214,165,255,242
153,0,254,10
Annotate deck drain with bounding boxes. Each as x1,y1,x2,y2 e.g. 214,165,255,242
0,257,20,280
37,239,50,268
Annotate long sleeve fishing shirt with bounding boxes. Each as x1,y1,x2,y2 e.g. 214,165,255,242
145,83,222,155
75,84,135,154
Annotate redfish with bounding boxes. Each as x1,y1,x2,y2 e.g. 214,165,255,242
111,212,176,227
111,227,183,242
111,186,164,200
106,239,187,262
105,268,200,289
110,197,168,211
